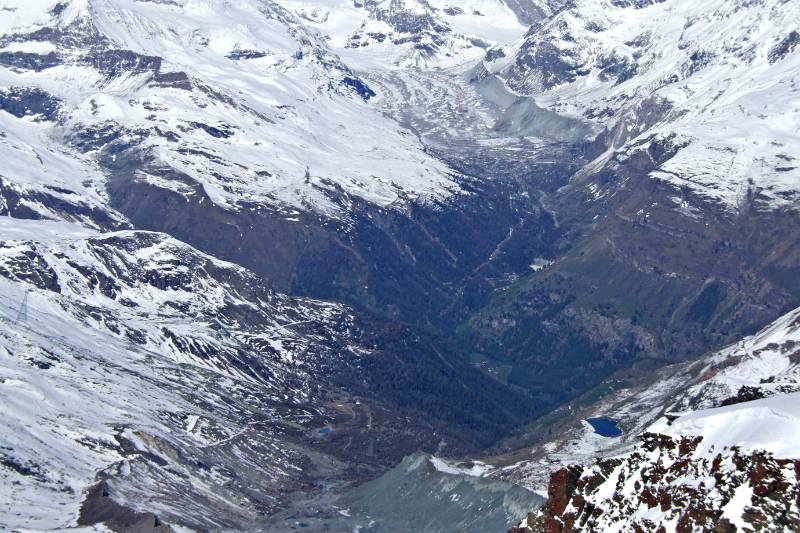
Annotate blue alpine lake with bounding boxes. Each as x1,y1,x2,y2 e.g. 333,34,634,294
586,417,623,437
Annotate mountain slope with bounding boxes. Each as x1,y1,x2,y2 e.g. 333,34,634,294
1,0,456,218
0,217,367,529
463,0,800,408
0,216,536,530
493,305,800,487
494,0,800,211
1,221,344,528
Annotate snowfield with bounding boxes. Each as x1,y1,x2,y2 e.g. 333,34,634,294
652,392,800,460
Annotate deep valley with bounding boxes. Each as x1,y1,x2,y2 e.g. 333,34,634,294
1,0,799,531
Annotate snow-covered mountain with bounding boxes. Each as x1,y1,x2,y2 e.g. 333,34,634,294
489,0,800,211
507,306,800,531
1,0,459,219
278,0,530,68
0,216,367,529
1,0,799,531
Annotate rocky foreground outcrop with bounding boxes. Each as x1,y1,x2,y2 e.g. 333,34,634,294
508,307,800,532
513,431,800,532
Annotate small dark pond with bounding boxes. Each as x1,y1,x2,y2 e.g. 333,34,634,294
586,417,622,437
318,427,332,437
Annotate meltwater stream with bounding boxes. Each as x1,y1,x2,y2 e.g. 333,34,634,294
261,452,544,532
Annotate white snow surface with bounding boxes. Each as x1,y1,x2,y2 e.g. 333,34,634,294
0,0,461,218
652,392,800,459
497,0,800,211
0,111,126,228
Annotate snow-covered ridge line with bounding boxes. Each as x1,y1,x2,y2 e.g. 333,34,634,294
670,305,800,412
653,392,800,459
276,0,529,69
